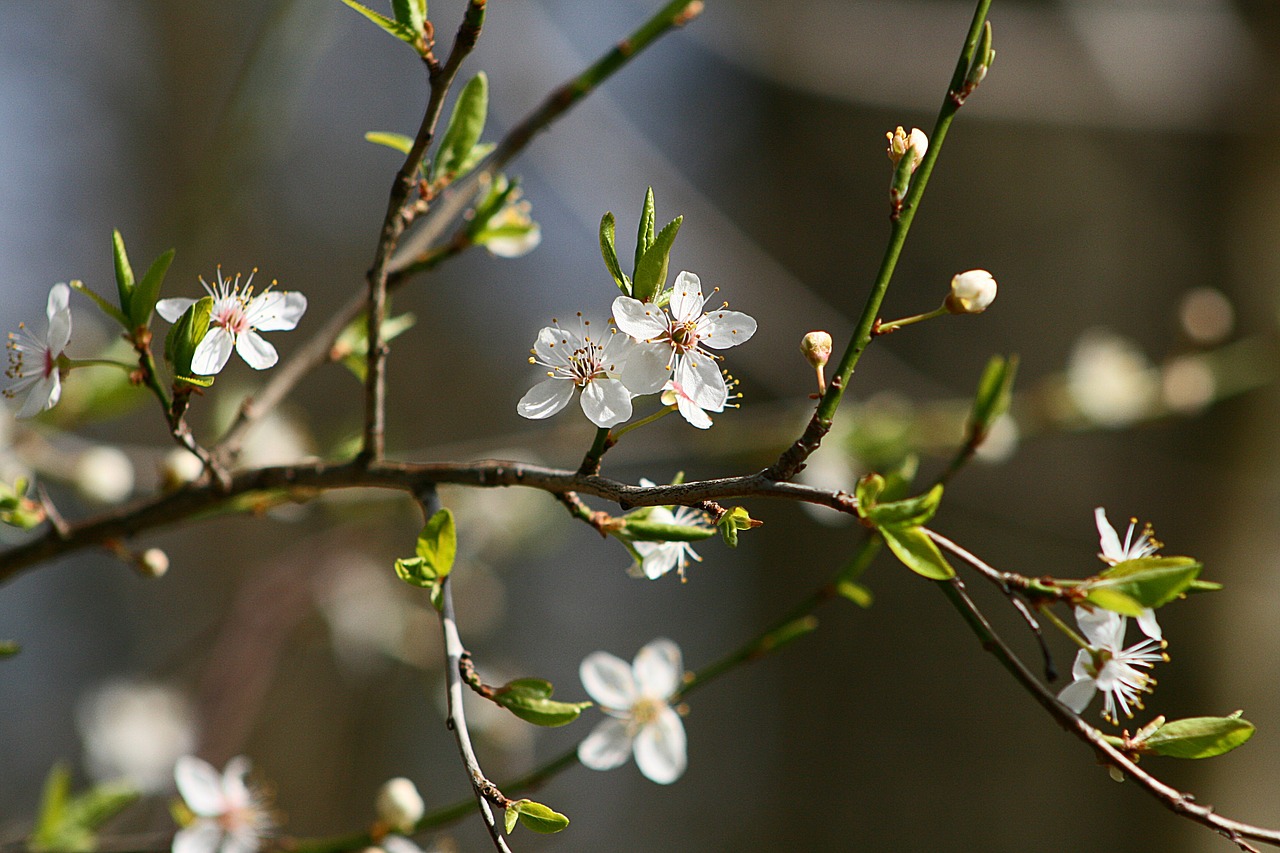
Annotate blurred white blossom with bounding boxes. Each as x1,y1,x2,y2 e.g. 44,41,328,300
173,755,272,853
77,680,196,793
74,446,134,504
1066,329,1158,427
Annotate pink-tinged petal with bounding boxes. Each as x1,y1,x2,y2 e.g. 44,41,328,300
618,341,671,395
673,389,713,429
579,651,637,708
236,331,279,370
17,373,59,419
668,271,703,323
173,820,223,853
612,296,667,341
699,310,756,349
1137,608,1163,641
633,706,687,784
247,291,307,332
517,378,573,420
580,378,632,428
175,756,228,816
634,639,682,698
190,329,235,375
220,756,253,811
1057,678,1097,714
675,356,727,411
1095,508,1123,563
223,827,263,853
156,298,196,323
45,284,72,352
577,718,633,771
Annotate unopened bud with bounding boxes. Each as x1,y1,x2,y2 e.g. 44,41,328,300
138,548,170,578
945,270,997,314
376,777,424,834
801,331,833,394
162,448,205,491
75,447,134,504
886,127,928,174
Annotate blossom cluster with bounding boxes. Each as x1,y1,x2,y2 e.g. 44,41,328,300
518,271,756,430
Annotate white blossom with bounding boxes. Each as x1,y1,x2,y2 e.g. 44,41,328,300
1057,607,1166,724
1066,329,1158,427
630,505,707,580
517,315,667,428
4,283,72,418
76,681,195,794
612,271,755,428
1094,507,1164,641
945,269,997,314
173,755,272,853
375,777,424,834
157,269,306,375
578,638,687,784
73,446,134,504
886,126,928,173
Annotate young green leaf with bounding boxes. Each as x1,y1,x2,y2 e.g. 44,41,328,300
68,280,128,329
879,525,955,580
968,354,1018,438
433,72,488,181
854,473,886,516
1142,715,1255,759
835,580,874,608
164,296,215,387
600,212,630,293
632,215,683,303
111,230,136,320
634,187,656,272
494,679,592,727
391,0,424,34
1085,557,1202,610
624,517,717,543
338,0,419,48
364,131,415,155
414,508,457,578
716,505,762,548
129,248,176,329
508,799,570,835
1083,586,1145,617
863,483,944,528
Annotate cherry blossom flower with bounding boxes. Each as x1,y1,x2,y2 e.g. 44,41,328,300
578,638,687,784
517,315,667,428
945,269,997,314
629,504,708,580
172,755,272,853
1095,507,1164,641
157,269,306,375
612,271,755,428
4,283,72,418
886,126,928,173
1057,607,1167,724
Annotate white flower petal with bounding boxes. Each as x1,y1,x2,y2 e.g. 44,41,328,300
175,756,227,816
1070,648,1092,682
517,378,573,420
619,341,672,395
612,296,666,341
1137,608,1163,642
699,310,756,349
156,298,196,324
577,718,634,771
246,291,307,332
220,756,253,810
673,389,713,429
633,706,687,784
173,820,222,853
669,271,703,323
1095,508,1123,563
17,373,59,419
46,284,72,352
1058,677,1097,714
221,827,262,853
633,638,682,698
676,357,727,411
581,377,632,427
636,541,680,578
235,331,279,370
579,651,637,708
533,326,575,368
1074,606,1124,650
190,329,235,375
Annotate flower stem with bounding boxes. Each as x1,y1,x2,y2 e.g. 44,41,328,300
874,305,948,335
64,357,134,372
577,426,613,475
612,404,676,440
1039,604,1090,650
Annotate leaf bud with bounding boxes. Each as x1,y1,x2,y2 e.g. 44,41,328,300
945,269,997,314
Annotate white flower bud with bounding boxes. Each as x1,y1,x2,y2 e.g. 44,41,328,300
800,331,832,369
74,446,134,504
162,448,205,490
945,269,997,314
886,126,928,173
376,777,424,834
138,548,170,578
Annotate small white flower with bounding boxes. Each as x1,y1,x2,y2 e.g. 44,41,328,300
612,271,755,428
375,777,424,834
517,315,667,428
885,126,928,173
157,269,306,375
76,681,196,794
630,505,707,580
1057,607,1167,724
1094,507,1164,640
578,638,687,785
945,269,997,314
475,197,541,258
173,755,272,853
1066,329,1158,427
5,283,72,418
74,446,135,504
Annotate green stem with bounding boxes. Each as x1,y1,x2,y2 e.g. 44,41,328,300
1039,604,1090,650
64,357,134,371
875,305,948,335
612,404,676,439
766,0,994,481
577,426,613,475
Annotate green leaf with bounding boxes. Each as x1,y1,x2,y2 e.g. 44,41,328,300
599,212,630,294
364,131,415,155
878,454,920,503
968,354,1018,437
633,187,656,272
415,508,457,578
163,296,214,385
1083,586,1145,618
433,72,488,180
1086,557,1202,610
508,800,569,835
1142,715,1256,759
854,473,885,516
334,309,417,382
864,483,944,528
69,280,128,329
391,0,424,33
494,679,591,727
504,804,519,835
393,556,431,588
129,248,175,328
632,215,682,303
111,230,135,319
625,518,716,543
716,505,762,548
338,0,419,47
1187,578,1223,594
879,525,954,580
835,580,873,608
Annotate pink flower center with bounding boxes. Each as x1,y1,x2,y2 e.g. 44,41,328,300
212,298,250,336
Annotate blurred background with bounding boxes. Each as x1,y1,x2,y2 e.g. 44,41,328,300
3,0,1280,850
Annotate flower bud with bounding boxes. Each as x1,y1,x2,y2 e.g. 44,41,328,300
376,777,424,834
800,331,832,369
74,446,134,504
885,126,928,174
945,269,997,314
162,448,206,491
138,548,170,578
